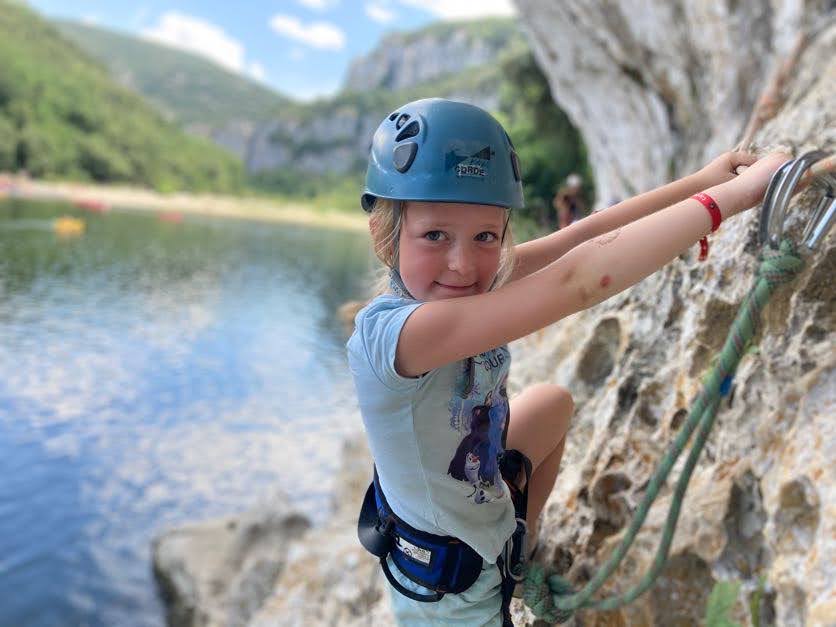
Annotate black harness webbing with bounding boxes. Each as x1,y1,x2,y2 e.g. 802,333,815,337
498,448,532,626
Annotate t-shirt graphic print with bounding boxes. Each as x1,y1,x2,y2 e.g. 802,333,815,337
446,348,510,505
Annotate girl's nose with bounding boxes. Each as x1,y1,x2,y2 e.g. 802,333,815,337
448,243,474,273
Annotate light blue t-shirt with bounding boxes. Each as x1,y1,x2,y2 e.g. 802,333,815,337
347,294,516,563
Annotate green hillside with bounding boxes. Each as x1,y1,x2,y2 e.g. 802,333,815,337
54,19,289,128
0,1,243,192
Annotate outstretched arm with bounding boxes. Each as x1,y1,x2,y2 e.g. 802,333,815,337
395,153,786,377
509,152,758,281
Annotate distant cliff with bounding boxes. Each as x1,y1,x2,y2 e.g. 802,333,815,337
342,18,522,92
236,19,526,176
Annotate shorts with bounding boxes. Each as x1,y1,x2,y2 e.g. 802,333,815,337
385,554,504,626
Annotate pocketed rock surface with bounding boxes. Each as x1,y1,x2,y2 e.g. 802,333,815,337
152,3,834,626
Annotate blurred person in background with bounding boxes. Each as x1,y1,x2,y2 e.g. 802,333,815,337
552,173,586,229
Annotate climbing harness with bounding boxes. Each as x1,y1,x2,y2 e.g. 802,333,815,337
357,449,531,625
522,152,835,623
358,467,484,602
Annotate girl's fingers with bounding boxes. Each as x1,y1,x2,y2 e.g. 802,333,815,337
731,151,758,167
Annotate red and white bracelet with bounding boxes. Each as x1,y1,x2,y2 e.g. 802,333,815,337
691,192,722,261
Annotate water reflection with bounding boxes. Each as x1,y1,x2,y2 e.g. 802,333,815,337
0,200,373,626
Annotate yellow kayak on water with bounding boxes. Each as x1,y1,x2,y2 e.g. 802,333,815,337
53,216,86,236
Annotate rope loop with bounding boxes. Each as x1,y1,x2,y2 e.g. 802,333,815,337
756,239,804,287
523,563,575,624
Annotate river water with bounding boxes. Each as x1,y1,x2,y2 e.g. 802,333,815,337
0,200,372,626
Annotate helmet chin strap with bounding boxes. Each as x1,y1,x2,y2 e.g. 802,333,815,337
388,267,415,300
500,211,511,245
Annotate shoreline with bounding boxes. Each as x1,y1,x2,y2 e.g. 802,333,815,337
0,174,369,233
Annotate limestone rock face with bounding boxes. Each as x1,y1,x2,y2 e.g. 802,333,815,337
515,1,832,209
151,497,311,627
503,2,834,625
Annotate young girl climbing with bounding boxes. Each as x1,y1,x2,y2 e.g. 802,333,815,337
348,98,787,626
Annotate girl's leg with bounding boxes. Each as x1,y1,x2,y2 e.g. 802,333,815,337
505,383,574,541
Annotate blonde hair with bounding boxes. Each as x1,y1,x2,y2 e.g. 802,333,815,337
366,198,516,297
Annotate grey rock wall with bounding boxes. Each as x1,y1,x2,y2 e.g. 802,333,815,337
505,2,835,624
515,1,829,209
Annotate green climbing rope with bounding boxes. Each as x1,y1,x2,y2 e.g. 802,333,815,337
524,239,805,624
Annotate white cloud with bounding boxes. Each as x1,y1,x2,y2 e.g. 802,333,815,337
82,14,100,25
141,11,245,72
289,48,306,60
248,61,266,82
365,2,396,24
269,14,346,51
296,0,340,10
397,0,516,20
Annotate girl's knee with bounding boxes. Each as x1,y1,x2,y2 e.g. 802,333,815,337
530,383,574,419
553,384,574,417
519,383,574,437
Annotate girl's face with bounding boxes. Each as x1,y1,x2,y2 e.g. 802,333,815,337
397,201,505,302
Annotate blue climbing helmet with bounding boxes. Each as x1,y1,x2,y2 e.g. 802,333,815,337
361,98,524,212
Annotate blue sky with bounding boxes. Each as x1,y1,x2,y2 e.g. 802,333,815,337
26,0,517,101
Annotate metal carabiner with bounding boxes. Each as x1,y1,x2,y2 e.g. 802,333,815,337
758,150,835,253
801,169,835,252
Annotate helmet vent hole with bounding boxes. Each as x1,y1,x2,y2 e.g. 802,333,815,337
388,112,399,121
393,142,418,173
395,120,420,142
395,113,411,129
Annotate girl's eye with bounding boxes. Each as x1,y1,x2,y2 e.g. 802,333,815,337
424,230,445,241
476,231,498,243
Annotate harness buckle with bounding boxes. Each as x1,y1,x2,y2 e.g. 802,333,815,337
759,150,835,253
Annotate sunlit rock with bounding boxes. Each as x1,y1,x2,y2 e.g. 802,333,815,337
152,496,310,627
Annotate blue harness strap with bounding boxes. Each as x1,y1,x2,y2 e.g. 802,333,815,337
358,468,483,601
357,451,532,625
